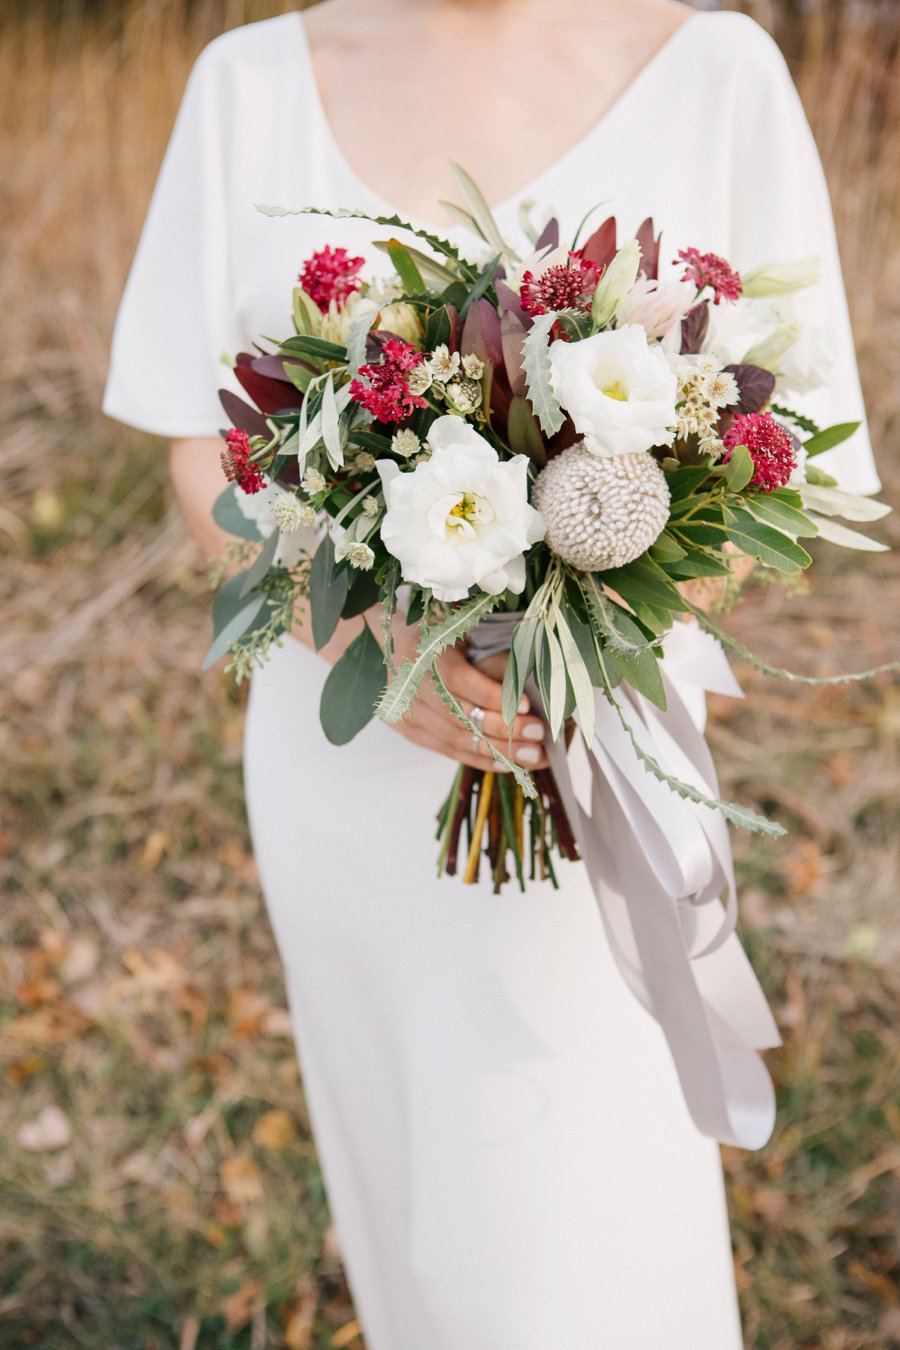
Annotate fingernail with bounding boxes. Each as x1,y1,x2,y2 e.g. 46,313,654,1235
518,696,530,714
515,746,541,766
522,723,544,742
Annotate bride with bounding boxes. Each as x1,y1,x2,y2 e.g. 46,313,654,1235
102,0,879,1345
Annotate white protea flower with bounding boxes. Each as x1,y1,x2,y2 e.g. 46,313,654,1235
391,429,421,458
347,542,375,570
614,274,694,340
531,440,670,572
427,344,461,382
376,301,421,344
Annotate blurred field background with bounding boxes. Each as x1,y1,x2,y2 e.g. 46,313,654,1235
1,0,899,1346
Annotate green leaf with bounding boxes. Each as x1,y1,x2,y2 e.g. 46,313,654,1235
203,573,267,670
376,591,497,724
387,239,426,294
741,494,819,538
666,465,714,503
279,334,348,363
506,395,547,465
239,527,280,598
503,615,539,725
594,646,786,837
342,567,381,619
373,239,459,289
648,530,688,564
319,623,386,745
309,533,350,650
555,611,596,741
723,444,755,493
292,287,322,336
320,371,344,470
722,505,812,572
212,484,262,541
284,361,316,395
449,162,510,262
430,664,536,797
804,514,888,552
579,574,662,655
539,625,567,740
598,554,685,614
257,203,479,282
664,550,732,580
797,484,891,522
602,609,666,710
460,253,500,319
521,312,565,436
803,421,861,457
425,305,453,351
683,599,900,686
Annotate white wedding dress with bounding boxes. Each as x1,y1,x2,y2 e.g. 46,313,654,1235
103,10,879,1348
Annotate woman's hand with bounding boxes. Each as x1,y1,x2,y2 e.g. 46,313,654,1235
386,613,549,773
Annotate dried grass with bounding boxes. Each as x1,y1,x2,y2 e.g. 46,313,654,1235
1,1,898,1346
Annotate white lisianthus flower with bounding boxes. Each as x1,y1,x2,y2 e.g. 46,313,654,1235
376,416,545,602
615,275,694,340
549,325,679,455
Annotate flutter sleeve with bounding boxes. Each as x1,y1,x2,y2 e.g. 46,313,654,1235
102,41,240,438
725,16,880,494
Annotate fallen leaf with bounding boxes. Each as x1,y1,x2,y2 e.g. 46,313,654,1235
139,828,169,871
252,1109,296,1153
220,1154,264,1207
283,1274,318,1349
220,1279,262,1333
17,1104,72,1152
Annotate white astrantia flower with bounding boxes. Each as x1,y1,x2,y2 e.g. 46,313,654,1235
271,493,315,534
549,324,679,456
234,479,316,567
361,496,379,517
462,353,485,379
376,416,545,603
302,466,326,494
427,344,461,382
443,377,482,415
407,365,433,398
347,542,375,570
391,429,421,458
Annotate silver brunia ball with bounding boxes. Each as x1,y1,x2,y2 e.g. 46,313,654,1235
532,440,671,572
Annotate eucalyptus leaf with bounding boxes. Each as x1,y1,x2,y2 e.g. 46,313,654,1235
212,485,263,542
203,579,267,671
239,527,280,598
309,533,350,650
319,623,386,745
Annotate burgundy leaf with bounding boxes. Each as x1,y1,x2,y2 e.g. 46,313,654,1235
635,217,662,280
461,297,503,369
723,363,776,415
680,301,710,355
500,311,528,398
494,280,526,325
234,364,300,416
250,353,312,382
580,216,617,269
219,388,272,439
534,217,560,252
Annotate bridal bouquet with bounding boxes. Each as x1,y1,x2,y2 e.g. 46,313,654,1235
207,167,892,892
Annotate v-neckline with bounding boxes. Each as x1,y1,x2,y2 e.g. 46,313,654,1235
292,8,707,237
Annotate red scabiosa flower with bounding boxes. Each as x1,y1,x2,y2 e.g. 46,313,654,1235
298,245,365,311
520,252,602,318
221,427,265,494
677,248,742,304
349,337,429,424
723,413,795,492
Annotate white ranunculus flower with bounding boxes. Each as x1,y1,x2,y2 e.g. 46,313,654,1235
376,416,545,603
549,324,679,456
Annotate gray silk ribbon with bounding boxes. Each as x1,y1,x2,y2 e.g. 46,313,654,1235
467,611,781,1151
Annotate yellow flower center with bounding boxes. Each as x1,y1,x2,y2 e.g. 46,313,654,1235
602,380,628,401
449,493,479,523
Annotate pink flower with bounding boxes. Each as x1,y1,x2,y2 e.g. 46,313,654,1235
349,337,428,424
298,246,364,311
221,427,265,494
520,251,601,318
677,248,742,305
723,413,795,492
